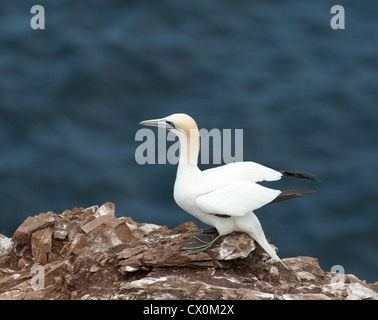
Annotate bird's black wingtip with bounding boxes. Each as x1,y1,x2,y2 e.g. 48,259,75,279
270,189,316,204
280,170,321,183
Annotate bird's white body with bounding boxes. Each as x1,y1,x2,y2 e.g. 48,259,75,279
140,113,317,266
173,160,283,264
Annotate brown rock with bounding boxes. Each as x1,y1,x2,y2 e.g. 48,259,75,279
139,223,164,236
283,293,332,300
17,258,29,268
0,234,13,256
117,232,239,274
118,272,277,300
83,205,99,215
1,203,377,300
172,221,198,233
95,202,115,217
80,215,132,243
12,212,55,246
283,256,326,283
31,228,52,264
81,215,115,234
53,230,67,240
70,214,133,259
113,221,133,243
71,226,127,258
117,245,149,260
68,233,89,256
44,260,67,286
217,232,255,260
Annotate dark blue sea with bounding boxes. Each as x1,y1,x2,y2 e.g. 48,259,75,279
0,1,377,282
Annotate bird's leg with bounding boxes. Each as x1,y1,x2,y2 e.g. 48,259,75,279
184,234,224,254
188,227,218,234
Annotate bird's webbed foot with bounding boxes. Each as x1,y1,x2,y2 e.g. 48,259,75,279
184,234,223,254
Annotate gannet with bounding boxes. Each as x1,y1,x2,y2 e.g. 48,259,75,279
140,113,319,266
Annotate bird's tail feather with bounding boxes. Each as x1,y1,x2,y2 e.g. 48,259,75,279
255,238,287,268
280,170,321,183
270,190,315,204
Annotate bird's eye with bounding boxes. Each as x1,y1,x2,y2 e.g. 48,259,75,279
166,120,175,129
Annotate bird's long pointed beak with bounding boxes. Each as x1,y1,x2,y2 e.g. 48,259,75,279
139,118,166,128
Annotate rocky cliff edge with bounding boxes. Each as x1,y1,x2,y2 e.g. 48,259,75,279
0,203,377,300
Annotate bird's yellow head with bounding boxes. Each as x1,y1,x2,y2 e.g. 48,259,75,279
139,113,198,135
140,113,200,164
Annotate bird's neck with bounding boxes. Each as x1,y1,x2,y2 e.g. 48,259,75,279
177,128,200,167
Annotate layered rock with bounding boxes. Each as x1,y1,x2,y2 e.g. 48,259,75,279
0,203,377,300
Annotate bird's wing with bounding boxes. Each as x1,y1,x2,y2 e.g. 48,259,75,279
202,161,282,183
196,181,281,217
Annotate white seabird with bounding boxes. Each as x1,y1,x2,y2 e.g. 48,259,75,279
140,113,319,266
